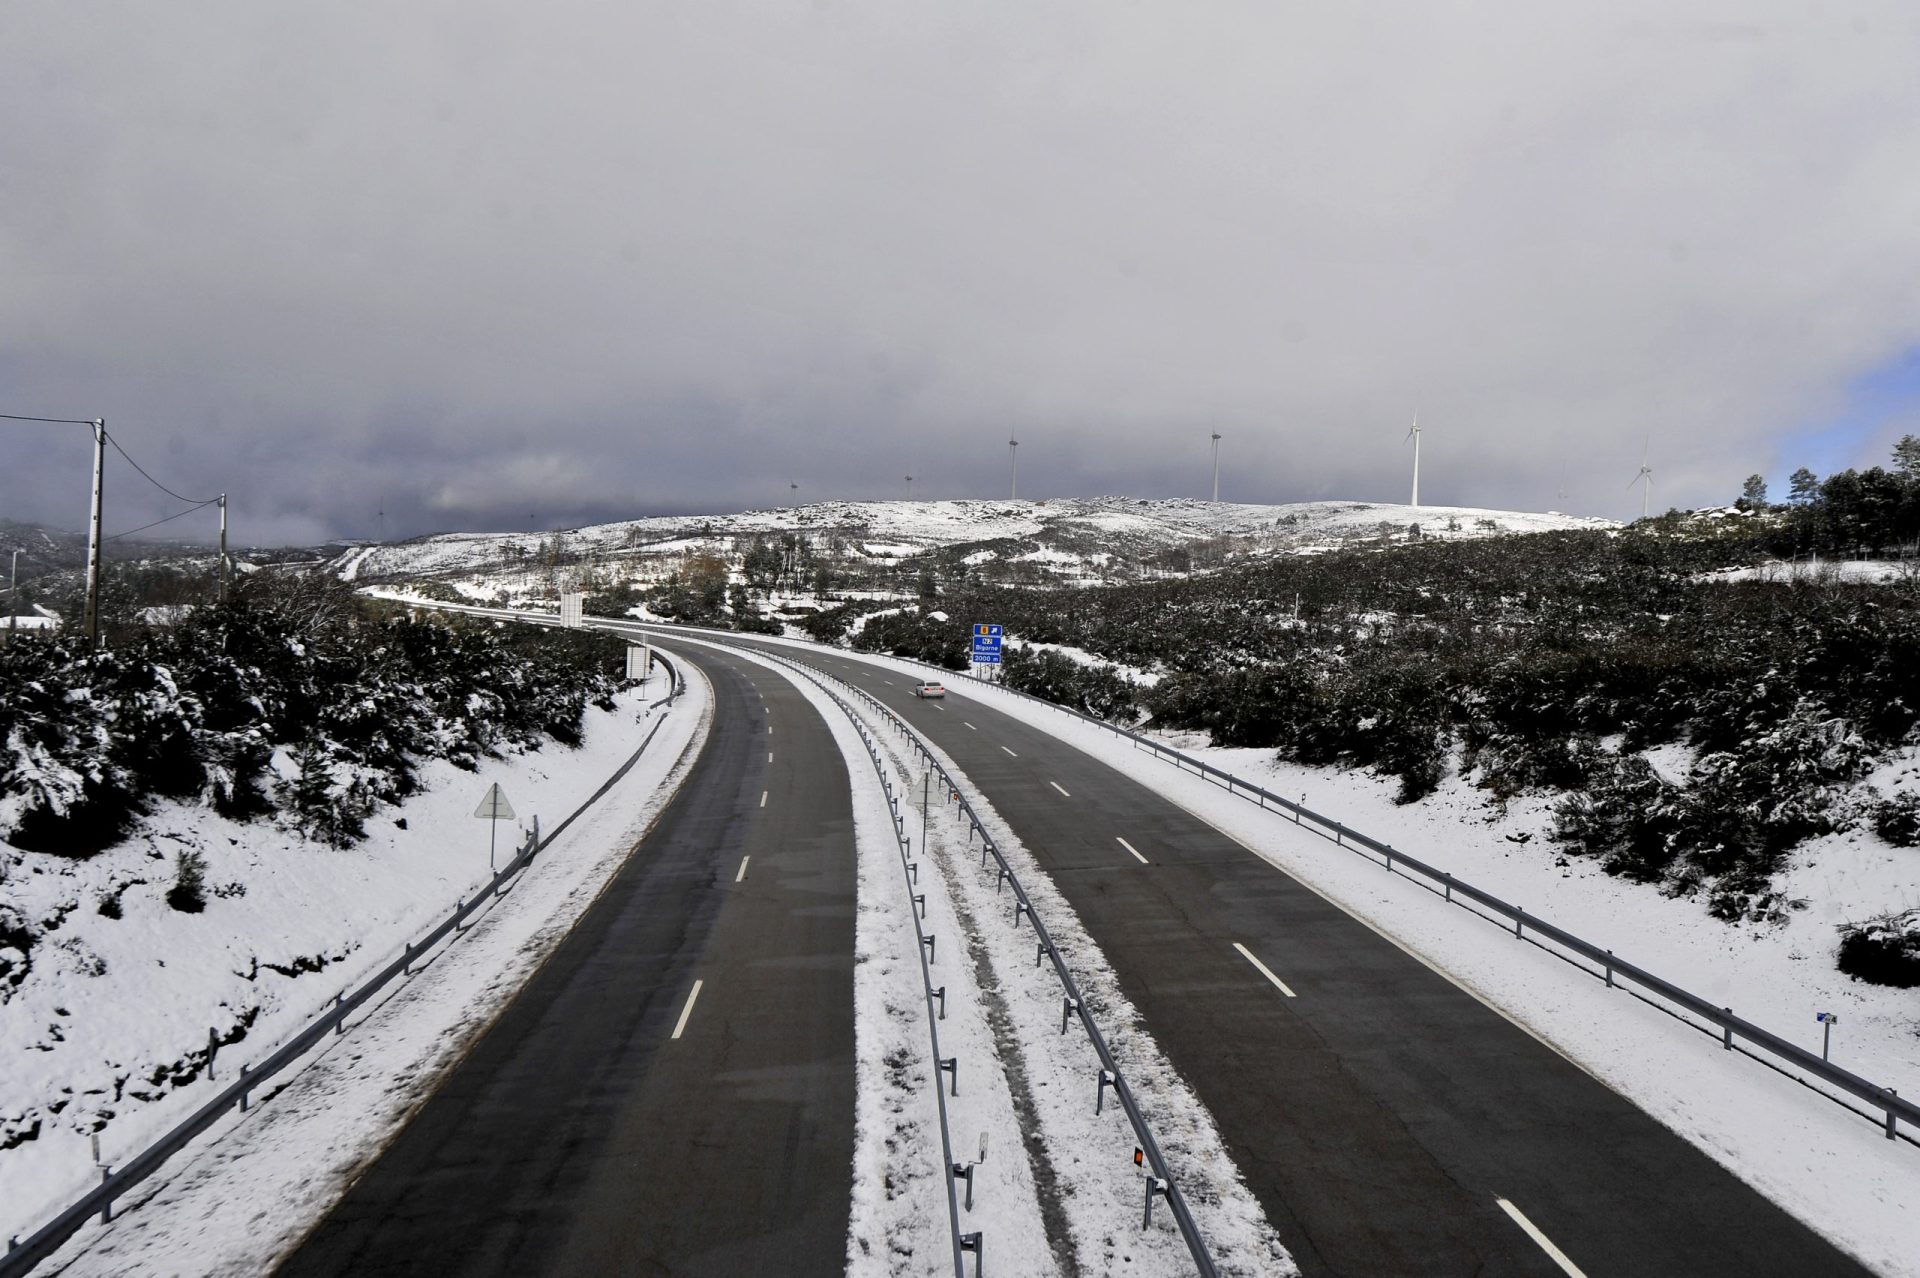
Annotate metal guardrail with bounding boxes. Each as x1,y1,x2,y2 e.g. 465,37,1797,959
813,677,980,1277
729,642,1219,1278
2,681,686,1277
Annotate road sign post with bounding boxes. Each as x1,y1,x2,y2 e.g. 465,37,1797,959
1817,1011,1838,1062
971,623,1002,671
474,783,516,872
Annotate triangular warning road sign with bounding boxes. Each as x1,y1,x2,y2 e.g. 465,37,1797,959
473,783,515,820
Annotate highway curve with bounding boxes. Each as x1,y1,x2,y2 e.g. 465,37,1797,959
275,646,856,1278
682,630,1872,1278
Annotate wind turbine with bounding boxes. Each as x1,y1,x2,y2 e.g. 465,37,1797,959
1009,439,1019,499
1629,444,1654,519
1406,416,1422,507
1210,433,1223,502
789,481,798,508
904,474,914,501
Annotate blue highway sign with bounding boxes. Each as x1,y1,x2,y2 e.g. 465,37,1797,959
971,622,1003,664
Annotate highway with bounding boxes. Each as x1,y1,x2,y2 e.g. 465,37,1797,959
275,647,857,1278
672,630,1872,1278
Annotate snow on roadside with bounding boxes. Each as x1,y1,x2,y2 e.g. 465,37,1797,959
6,668,710,1274
716,640,1291,1277
634,627,1920,1277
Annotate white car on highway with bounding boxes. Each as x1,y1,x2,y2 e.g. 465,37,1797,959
912,681,945,699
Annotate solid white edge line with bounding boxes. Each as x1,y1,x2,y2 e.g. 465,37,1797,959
671,979,704,1039
1495,1199,1589,1278
1117,836,1149,865
1049,780,1072,798
735,855,750,882
1001,745,1017,756
1233,942,1297,998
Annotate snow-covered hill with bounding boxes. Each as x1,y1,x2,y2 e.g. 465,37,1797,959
332,496,1617,592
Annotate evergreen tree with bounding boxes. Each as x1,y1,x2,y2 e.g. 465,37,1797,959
1788,467,1820,504
1737,474,1768,510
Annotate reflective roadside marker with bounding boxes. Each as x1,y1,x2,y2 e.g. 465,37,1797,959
1133,1147,1144,1167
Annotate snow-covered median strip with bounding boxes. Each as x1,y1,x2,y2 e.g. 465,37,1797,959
10,668,710,1276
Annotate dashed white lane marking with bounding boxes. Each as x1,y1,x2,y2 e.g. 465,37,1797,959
1117,837,1149,865
768,725,773,735
1495,1199,1589,1278
1233,943,1297,998
932,703,945,711
768,752,773,763
760,790,768,808
1049,781,1071,798
671,980,705,1040
882,680,895,686
735,856,750,883
1000,745,1017,757
965,721,977,730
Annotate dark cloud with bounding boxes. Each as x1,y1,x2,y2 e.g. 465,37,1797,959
5,2,1920,543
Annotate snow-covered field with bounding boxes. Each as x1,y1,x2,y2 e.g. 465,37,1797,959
333,495,1618,594
0,666,707,1269
650,629,1920,1277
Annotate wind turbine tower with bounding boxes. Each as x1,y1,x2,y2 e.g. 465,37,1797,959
1630,445,1654,519
904,474,914,501
1009,439,1019,499
1210,433,1222,502
1407,416,1422,507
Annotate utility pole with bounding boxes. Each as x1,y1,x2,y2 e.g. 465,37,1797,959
1407,416,1422,508
218,494,230,602
83,418,106,648
1009,439,1019,500
1210,433,1222,502
7,548,16,639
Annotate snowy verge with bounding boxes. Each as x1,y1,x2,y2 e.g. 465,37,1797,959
711,639,1291,1278
13,668,712,1276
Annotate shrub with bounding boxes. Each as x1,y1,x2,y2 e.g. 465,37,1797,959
1869,791,1920,847
166,850,208,913
1836,911,1920,987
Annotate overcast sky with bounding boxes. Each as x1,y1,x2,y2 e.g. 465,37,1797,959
6,2,1920,545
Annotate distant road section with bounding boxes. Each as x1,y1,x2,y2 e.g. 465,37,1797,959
276,647,856,1277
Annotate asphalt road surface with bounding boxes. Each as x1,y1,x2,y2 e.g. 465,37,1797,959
276,647,856,1278
675,629,1873,1278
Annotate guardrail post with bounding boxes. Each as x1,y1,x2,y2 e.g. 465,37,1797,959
1514,908,1524,940
1723,1009,1734,1051
1443,872,1452,903
1887,1090,1899,1140
1012,900,1029,928
1035,941,1050,968
908,862,918,884
1384,846,1393,872
913,894,927,919
938,1057,959,1096
952,1160,977,1210
994,867,1008,892
238,1063,251,1112
1061,996,1079,1033
922,935,937,965
934,986,946,1020
959,1231,983,1276
1095,1068,1117,1115
1604,951,1614,988
207,1025,218,1079
98,1166,113,1223
1143,1175,1170,1228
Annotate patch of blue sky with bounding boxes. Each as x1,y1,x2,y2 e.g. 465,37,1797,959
1775,347,1920,479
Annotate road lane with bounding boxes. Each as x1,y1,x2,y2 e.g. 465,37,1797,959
276,647,856,1278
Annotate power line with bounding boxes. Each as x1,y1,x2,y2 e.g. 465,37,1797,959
108,498,221,541
104,431,221,505
0,412,97,425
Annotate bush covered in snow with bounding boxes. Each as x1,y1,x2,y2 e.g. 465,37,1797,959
1868,791,1920,847
1836,910,1920,988
0,571,628,855
1000,647,1137,724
